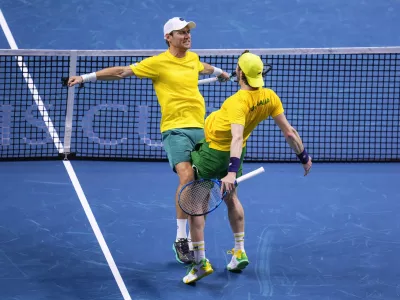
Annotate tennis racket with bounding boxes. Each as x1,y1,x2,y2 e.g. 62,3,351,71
178,167,265,216
198,64,272,85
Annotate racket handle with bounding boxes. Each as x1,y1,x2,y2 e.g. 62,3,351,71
198,71,237,85
236,167,265,184
198,77,219,85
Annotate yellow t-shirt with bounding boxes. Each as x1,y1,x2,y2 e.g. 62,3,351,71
205,88,284,151
130,50,205,133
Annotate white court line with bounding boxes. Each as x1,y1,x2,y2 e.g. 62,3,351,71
0,9,132,300
63,161,132,300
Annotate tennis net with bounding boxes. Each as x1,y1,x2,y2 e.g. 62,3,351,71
0,48,399,162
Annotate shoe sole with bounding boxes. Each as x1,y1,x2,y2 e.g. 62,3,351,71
184,268,214,284
228,260,249,272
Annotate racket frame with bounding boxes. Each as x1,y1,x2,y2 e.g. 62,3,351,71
178,167,265,216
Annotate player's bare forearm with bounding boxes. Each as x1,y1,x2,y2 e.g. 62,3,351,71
230,135,243,159
221,124,244,191
230,124,244,158
274,113,311,175
94,66,134,80
222,134,243,191
285,127,304,155
200,62,215,75
68,66,134,87
200,62,230,81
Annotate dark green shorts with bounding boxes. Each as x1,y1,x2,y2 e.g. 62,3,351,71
191,139,246,180
162,128,204,172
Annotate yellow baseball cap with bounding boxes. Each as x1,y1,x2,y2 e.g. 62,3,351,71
238,52,264,88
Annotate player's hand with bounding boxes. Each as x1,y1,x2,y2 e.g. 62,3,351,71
68,76,83,87
220,172,237,195
303,156,312,176
217,71,230,82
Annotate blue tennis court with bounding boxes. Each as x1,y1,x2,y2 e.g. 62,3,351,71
1,161,400,299
1,1,400,299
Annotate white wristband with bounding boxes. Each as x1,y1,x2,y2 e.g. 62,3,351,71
212,67,223,76
81,72,97,83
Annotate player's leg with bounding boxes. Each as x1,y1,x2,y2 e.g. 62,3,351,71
162,128,204,264
173,161,196,263
225,191,245,235
183,139,232,283
183,215,213,284
175,161,194,221
223,149,249,272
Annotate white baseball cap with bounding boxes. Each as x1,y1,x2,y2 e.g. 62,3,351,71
163,17,196,39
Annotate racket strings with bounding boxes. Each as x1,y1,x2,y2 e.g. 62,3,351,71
179,180,222,216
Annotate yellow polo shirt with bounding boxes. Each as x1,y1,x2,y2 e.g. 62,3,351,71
205,88,284,151
130,50,205,132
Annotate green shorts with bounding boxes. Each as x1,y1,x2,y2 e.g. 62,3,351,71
162,128,204,172
191,139,246,180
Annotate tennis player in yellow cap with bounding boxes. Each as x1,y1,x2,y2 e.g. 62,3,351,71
182,50,312,284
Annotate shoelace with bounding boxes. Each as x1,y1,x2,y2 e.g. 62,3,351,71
227,248,235,255
185,259,207,275
227,248,244,258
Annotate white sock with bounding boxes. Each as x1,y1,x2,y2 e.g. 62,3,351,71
234,232,245,251
192,241,206,264
176,219,187,241
188,230,193,251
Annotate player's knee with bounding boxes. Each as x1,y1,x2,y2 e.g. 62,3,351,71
176,162,195,183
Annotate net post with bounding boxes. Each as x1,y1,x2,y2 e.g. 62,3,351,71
63,50,77,159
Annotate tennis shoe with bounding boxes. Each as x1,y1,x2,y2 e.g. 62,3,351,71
227,248,249,271
183,258,214,284
173,238,194,264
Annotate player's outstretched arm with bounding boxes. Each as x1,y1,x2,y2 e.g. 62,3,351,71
68,66,135,87
273,113,312,176
200,62,230,81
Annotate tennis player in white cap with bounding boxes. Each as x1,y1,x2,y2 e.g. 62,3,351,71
68,17,230,265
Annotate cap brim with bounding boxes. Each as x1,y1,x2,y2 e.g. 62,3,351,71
247,76,264,88
186,21,196,29
173,21,196,31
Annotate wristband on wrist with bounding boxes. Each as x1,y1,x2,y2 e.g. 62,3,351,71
297,149,309,164
212,66,223,76
81,72,97,83
228,157,241,173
